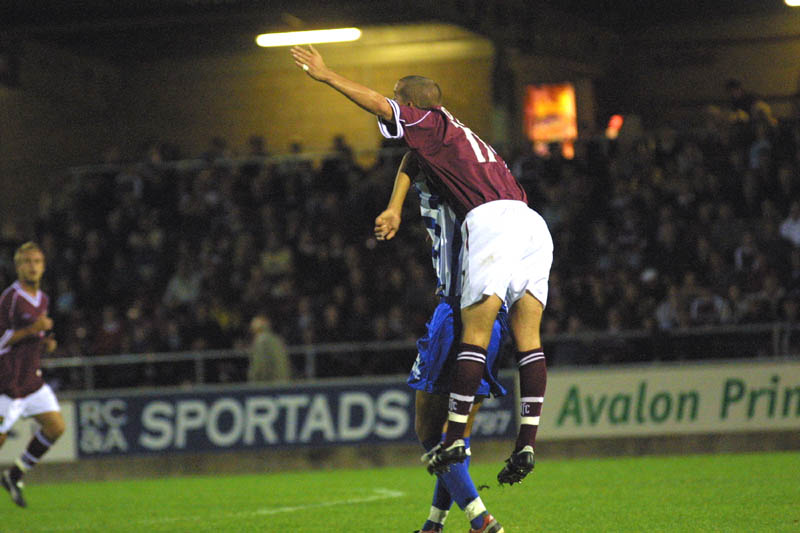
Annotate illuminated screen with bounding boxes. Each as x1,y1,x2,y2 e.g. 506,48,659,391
524,83,577,144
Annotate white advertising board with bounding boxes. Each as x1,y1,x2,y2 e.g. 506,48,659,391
540,360,800,439
0,401,77,464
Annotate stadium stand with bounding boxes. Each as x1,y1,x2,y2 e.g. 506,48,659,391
0,97,798,388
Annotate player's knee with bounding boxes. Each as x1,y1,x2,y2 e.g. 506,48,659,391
460,327,493,349
44,421,66,441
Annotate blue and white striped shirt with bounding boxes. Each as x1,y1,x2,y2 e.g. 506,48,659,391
413,180,462,300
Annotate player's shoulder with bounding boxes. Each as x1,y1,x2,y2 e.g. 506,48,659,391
397,102,442,125
0,283,18,302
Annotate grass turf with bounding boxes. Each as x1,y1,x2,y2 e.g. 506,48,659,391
2,451,798,532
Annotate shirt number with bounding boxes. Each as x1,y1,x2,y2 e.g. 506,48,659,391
441,108,497,163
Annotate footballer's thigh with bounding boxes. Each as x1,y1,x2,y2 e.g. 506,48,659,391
32,411,65,441
509,292,545,352
460,294,504,349
415,391,449,443
506,205,551,352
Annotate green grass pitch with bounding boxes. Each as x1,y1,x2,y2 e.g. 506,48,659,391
3,451,798,532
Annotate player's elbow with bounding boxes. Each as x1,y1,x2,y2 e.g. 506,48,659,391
376,98,393,121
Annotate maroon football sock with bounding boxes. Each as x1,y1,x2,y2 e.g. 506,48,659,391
442,343,487,447
9,429,54,483
516,349,546,451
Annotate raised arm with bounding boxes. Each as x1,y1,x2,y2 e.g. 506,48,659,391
374,151,414,241
291,45,394,121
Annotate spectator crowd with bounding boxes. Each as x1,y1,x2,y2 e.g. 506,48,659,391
1,89,799,386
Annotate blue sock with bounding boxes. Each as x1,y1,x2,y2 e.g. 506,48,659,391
422,437,451,531
436,436,485,530
461,445,488,530
441,437,478,506
470,512,488,530
432,475,452,512
422,437,486,530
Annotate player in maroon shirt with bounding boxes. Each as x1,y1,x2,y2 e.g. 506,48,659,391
0,242,66,508
292,46,553,531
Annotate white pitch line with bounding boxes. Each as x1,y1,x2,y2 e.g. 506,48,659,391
42,487,405,532
251,488,405,516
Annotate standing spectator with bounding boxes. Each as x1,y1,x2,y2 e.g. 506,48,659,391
247,315,290,383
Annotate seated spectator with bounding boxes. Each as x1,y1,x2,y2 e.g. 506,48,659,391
775,297,800,355
162,259,202,308
2,102,794,387
725,284,753,324
689,287,731,326
655,284,688,331
733,231,766,291
747,272,786,322
788,249,800,294
780,201,800,248
247,135,269,157
91,305,124,355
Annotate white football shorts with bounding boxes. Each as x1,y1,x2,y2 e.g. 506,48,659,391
460,200,553,309
0,384,60,434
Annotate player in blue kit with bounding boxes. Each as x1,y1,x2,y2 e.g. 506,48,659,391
375,152,509,533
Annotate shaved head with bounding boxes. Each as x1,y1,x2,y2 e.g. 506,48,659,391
394,76,442,109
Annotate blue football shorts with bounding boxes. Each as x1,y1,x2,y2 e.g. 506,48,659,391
408,298,509,397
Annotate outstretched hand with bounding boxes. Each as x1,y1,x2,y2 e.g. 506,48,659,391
374,209,401,241
291,45,328,81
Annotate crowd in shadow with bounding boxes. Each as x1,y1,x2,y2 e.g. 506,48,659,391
1,90,799,387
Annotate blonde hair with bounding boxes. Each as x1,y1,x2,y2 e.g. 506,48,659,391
14,241,44,264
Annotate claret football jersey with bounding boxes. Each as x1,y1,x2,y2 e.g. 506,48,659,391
379,99,527,219
0,281,49,398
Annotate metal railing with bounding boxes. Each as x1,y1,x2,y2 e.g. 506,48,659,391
42,339,421,391
66,147,409,179
41,322,800,391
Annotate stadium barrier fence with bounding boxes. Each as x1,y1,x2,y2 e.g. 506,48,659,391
41,321,800,390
